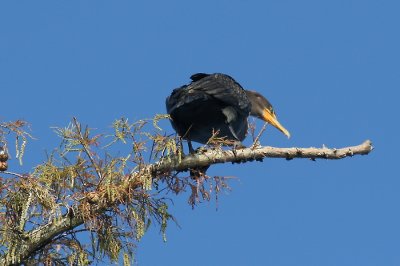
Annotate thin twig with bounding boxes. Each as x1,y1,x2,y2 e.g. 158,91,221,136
2,171,25,178
251,122,268,149
72,118,103,182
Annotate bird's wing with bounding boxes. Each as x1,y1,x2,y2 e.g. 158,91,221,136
187,73,250,112
166,73,251,115
166,84,203,114
190,73,210,82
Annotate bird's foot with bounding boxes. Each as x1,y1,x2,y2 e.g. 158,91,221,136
231,141,246,157
189,165,210,180
233,141,246,150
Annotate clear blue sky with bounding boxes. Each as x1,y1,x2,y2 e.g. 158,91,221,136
1,1,399,265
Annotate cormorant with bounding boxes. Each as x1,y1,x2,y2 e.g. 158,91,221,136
166,73,290,152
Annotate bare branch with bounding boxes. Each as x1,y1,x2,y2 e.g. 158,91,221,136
151,140,373,174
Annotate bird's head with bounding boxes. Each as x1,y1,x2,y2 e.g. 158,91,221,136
245,90,290,138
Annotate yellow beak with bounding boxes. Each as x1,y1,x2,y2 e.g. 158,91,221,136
262,108,291,138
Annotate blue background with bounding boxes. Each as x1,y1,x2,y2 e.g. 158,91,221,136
1,1,398,265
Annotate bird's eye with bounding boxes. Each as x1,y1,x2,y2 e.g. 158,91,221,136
270,107,275,114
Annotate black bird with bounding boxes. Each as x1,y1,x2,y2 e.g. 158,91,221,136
166,73,290,152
